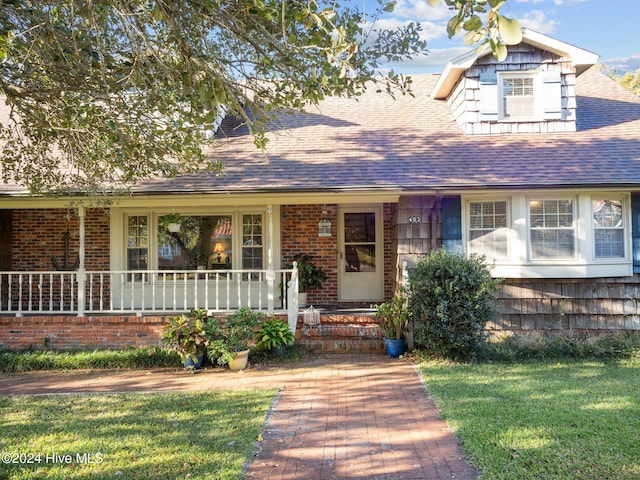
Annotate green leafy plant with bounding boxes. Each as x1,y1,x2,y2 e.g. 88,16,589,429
160,309,212,365
160,212,183,226
207,307,264,366
286,253,327,292
374,294,409,340
408,248,501,360
256,318,295,352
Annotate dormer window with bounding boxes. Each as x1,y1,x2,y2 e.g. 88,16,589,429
479,71,563,124
501,74,535,120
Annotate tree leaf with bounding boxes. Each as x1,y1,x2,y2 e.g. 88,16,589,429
383,1,397,13
463,15,482,32
497,15,522,45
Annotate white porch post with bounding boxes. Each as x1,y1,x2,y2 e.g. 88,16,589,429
266,205,275,313
76,206,86,317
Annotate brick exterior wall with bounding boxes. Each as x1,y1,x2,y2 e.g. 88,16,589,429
281,204,394,306
12,208,110,271
281,204,338,306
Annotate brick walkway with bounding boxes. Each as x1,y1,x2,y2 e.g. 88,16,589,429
0,354,478,480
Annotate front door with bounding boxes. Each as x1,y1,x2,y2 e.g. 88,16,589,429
338,206,383,302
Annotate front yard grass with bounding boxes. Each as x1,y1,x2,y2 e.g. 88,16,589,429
422,358,640,480
0,389,276,480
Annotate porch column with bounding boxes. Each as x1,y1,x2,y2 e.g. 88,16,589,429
76,206,86,317
266,205,275,313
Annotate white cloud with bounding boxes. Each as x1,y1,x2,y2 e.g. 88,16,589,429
602,54,640,74
518,10,558,33
368,17,448,43
392,0,450,21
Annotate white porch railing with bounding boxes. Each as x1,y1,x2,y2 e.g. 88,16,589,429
0,267,299,325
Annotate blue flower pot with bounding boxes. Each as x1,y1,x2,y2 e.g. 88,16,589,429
184,353,204,371
384,338,405,358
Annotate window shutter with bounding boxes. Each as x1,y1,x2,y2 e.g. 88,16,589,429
441,196,463,254
632,194,640,273
542,71,563,120
478,72,498,121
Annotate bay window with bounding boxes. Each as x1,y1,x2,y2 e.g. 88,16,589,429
464,193,630,278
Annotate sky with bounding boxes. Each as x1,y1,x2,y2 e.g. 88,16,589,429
373,0,640,75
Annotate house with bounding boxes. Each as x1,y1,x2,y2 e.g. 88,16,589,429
2,29,640,350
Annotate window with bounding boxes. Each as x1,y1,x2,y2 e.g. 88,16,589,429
242,214,264,280
529,199,575,259
158,215,232,270
127,216,148,270
502,76,535,119
593,199,624,258
468,201,509,260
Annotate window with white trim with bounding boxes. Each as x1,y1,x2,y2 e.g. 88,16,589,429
242,214,264,280
529,199,575,259
593,199,625,258
501,76,535,119
127,215,148,270
468,200,509,260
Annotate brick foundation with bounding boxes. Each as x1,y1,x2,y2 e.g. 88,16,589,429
0,315,166,350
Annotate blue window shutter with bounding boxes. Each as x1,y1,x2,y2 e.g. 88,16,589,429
441,196,462,254
478,72,498,121
632,194,640,273
542,71,563,120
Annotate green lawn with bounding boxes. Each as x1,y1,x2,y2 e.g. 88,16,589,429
422,359,640,480
0,389,276,480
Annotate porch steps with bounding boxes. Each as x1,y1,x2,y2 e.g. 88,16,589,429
296,310,384,354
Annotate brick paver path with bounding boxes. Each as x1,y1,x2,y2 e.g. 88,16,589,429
0,354,478,479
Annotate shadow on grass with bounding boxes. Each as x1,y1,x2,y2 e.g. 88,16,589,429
0,389,276,480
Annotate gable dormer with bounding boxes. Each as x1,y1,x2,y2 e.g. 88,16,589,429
431,29,599,135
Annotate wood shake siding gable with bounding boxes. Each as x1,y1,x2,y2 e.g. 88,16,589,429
450,44,578,135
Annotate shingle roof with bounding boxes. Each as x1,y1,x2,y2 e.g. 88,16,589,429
134,66,640,195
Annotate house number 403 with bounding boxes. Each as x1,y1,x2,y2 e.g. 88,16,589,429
408,216,421,224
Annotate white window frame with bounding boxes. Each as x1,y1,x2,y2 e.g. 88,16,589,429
466,199,510,262
528,197,577,261
120,209,267,280
498,71,541,121
591,196,627,260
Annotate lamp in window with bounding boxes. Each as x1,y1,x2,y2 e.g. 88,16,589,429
212,242,225,264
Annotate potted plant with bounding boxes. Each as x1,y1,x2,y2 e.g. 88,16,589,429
375,294,409,358
161,309,211,371
286,253,327,307
160,212,183,232
207,307,264,370
256,317,295,356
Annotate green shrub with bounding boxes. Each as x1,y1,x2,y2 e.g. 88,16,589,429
485,331,640,361
0,347,180,373
255,318,295,352
408,248,501,360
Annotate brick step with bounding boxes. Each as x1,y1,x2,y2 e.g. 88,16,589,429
296,321,384,354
